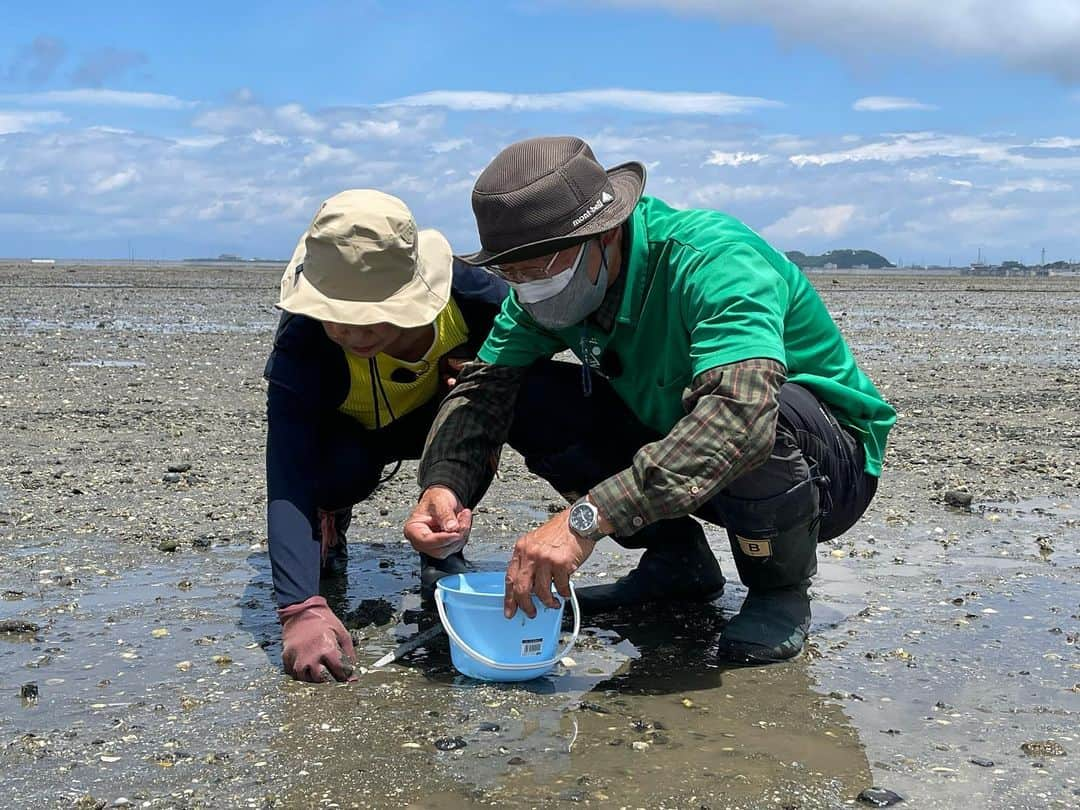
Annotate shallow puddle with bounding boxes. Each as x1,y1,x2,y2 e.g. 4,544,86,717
1,495,1077,808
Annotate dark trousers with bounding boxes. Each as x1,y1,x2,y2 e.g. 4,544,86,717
508,361,877,547
312,395,440,514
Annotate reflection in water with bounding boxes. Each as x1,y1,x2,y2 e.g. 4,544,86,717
273,578,872,809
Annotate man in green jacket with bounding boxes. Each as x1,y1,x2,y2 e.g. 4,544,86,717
403,136,896,664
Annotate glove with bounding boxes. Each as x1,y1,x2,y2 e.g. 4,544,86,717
278,596,357,683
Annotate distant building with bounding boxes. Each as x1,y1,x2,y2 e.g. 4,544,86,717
963,261,1049,277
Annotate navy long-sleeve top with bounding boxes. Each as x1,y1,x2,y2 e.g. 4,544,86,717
264,260,508,607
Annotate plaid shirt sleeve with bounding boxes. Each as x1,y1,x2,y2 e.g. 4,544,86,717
589,357,787,538
417,360,524,507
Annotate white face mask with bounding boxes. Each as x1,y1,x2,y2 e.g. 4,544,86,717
519,239,609,330
507,243,587,304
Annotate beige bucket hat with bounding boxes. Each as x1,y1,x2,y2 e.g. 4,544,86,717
277,189,452,327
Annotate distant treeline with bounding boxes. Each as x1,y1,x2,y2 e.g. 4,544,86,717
785,249,894,269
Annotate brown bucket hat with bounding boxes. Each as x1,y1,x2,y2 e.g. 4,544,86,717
456,136,646,267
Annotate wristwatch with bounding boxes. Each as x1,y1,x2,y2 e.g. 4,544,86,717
568,496,605,542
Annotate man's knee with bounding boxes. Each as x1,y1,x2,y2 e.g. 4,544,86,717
707,476,821,541
508,360,650,496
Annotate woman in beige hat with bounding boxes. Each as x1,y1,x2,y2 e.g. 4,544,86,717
266,189,508,683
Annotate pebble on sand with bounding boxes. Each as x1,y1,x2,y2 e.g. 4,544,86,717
1021,740,1067,757
434,736,467,751
857,787,905,807
943,490,973,510
0,619,39,635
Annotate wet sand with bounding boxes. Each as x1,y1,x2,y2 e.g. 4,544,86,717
0,263,1077,809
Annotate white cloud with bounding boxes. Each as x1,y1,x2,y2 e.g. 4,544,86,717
191,106,256,133
302,143,356,167
2,101,1078,263
705,150,767,166
0,110,67,133
1,89,195,109
92,168,139,193
1029,136,1080,149
761,134,817,154
853,96,937,112
173,135,226,149
87,125,134,135
762,204,857,241
789,132,1015,167
993,178,1072,194
332,119,402,140
275,103,323,134
248,129,287,146
382,88,781,115
193,103,443,150
678,182,790,208
947,203,1025,226
591,1,1080,82
431,138,470,153
194,102,326,135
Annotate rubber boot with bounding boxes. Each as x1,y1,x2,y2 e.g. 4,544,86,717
419,551,476,607
714,478,820,665
319,507,351,579
574,517,725,615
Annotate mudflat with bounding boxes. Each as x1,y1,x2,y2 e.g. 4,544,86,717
1,263,1077,809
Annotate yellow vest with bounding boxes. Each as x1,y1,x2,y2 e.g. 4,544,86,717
338,299,468,429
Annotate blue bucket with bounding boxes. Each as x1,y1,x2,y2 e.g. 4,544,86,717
434,571,580,682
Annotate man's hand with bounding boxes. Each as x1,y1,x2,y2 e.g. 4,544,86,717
278,596,356,683
504,510,596,619
439,356,468,389
404,485,472,560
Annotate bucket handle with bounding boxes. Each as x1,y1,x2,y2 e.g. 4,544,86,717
435,581,580,673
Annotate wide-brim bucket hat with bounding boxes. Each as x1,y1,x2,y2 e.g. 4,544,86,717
457,136,646,267
277,189,452,327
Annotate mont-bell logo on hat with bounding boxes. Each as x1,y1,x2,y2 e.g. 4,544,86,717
571,190,615,228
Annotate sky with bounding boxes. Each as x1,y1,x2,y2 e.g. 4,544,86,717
1,0,1078,264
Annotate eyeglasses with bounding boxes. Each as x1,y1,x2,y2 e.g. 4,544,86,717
487,245,581,285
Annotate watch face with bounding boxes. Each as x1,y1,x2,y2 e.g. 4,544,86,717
569,503,595,533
